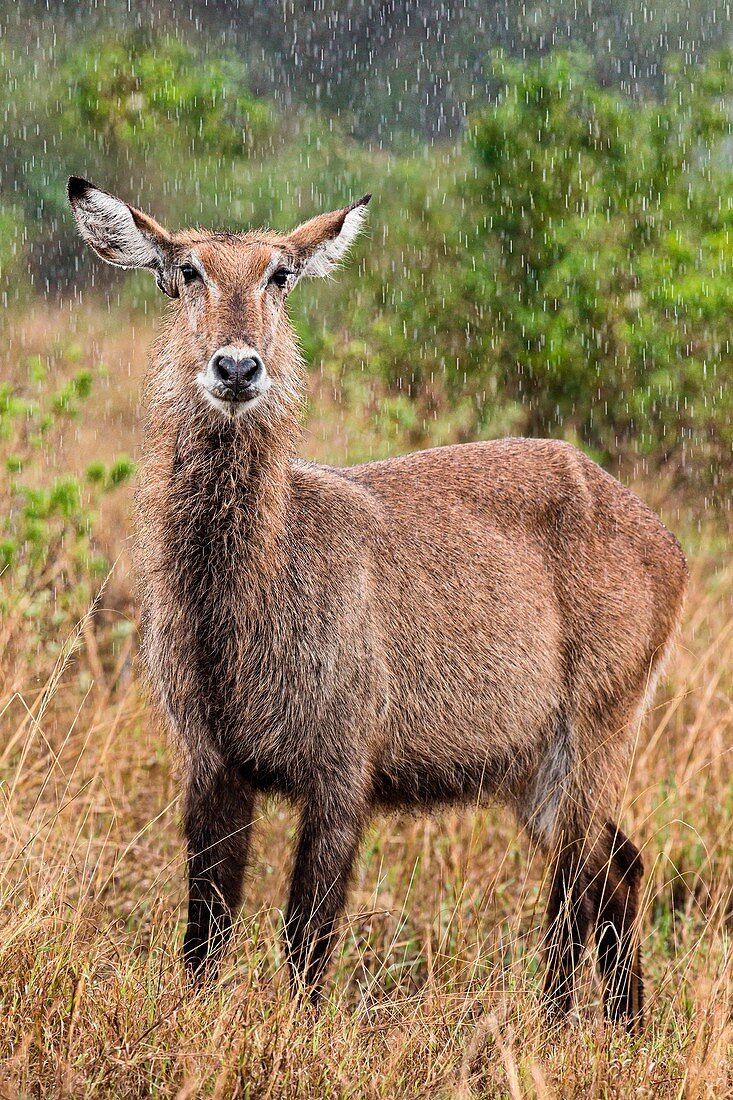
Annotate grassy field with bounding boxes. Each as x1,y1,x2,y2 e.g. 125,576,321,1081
1,308,732,1098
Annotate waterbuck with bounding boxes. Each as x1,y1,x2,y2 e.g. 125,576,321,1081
68,176,687,1029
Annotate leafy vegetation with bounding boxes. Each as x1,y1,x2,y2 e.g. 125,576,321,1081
465,51,733,482
337,51,733,496
4,34,732,496
0,346,134,682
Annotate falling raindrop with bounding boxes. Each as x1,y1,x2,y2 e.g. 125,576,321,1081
1,6,732,1093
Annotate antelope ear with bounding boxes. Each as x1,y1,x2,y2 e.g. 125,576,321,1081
67,177,177,296
286,194,371,278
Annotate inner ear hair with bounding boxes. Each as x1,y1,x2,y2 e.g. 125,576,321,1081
288,194,371,278
67,176,174,286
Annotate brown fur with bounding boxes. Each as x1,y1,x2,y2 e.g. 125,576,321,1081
68,178,688,1028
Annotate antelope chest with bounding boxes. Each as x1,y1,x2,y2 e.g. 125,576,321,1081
147,575,378,798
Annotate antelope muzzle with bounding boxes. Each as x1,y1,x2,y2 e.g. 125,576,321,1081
201,347,271,408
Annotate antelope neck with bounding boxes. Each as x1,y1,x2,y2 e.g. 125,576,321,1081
169,407,296,581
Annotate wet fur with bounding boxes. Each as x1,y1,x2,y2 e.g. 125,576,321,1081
70,184,688,1028
138,327,687,1024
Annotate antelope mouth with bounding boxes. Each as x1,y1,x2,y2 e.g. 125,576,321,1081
198,381,271,415
209,380,269,404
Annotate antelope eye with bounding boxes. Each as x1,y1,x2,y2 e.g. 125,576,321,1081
270,268,291,289
179,263,201,284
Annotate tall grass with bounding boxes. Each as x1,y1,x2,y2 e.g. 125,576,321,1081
1,309,731,1097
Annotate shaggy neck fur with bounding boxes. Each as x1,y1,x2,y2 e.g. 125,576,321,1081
136,313,305,748
138,313,304,616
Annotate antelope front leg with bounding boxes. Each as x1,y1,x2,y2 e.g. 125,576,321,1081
182,761,256,982
284,791,367,1000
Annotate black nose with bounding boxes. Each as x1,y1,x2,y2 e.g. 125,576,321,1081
211,352,264,394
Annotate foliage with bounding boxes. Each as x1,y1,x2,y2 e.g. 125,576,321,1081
0,29,276,306
338,50,733,497
2,31,733,495
0,351,135,673
461,50,733,488
62,35,273,158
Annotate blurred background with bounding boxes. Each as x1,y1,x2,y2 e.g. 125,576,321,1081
3,0,733,492
2,4,733,1095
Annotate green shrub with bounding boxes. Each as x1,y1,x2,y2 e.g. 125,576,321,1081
346,50,733,496
0,358,135,669
458,52,733,486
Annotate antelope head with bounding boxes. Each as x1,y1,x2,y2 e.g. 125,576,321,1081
68,177,370,419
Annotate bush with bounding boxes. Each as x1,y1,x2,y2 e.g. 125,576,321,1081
0,355,135,678
341,50,733,496
0,29,276,303
459,53,732,481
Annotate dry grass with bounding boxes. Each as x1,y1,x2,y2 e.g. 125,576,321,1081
1,307,732,1098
